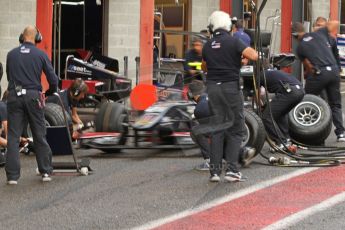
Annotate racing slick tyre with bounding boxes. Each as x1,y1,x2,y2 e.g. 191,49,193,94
26,102,71,136
242,109,266,156
94,102,128,153
244,29,271,47
25,103,71,155
44,103,71,126
288,94,332,145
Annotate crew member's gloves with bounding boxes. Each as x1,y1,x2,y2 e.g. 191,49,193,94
73,122,85,133
45,85,58,96
77,122,84,130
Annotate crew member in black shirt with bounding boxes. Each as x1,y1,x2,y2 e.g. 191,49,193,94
202,11,258,182
312,17,341,70
260,69,305,149
293,21,345,142
5,25,58,184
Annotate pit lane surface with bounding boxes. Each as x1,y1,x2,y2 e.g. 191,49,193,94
0,148,302,230
1,84,345,230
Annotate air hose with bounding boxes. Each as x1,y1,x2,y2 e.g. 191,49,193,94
250,0,345,166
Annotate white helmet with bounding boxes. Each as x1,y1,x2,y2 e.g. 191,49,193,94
208,11,232,33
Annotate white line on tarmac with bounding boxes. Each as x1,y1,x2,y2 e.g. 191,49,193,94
263,191,345,230
132,167,318,230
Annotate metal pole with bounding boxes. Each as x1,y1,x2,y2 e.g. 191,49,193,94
292,0,303,81
339,0,342,22
154,11,163,69
58,0,61,78
135,56,140,86
269,15,281,59
83,1,85,49
53,0,57,72
124,56,128,77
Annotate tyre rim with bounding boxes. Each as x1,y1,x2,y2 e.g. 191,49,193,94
242,123,250,147
293,101,322,127
45,120,51,127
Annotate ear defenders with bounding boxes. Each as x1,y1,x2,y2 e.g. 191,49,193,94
73,80,87,97
207,24,214,34
19,26,42,44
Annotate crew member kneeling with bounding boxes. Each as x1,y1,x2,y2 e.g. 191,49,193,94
189,80,256,171
260,69,305,151
47,79,88,139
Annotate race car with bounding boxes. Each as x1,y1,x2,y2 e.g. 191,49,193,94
76,98,266,155
79,100,197,152
38,55,331,158
40,84,266,157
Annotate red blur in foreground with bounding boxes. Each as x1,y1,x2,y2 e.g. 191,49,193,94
130,84,157,111
155,165,345,230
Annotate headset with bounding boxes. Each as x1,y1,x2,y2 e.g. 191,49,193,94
19,26,42,44
72,79,87,97
207,24,214,35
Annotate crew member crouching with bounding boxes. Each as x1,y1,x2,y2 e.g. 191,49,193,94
260,69,305,151
47,79,88,138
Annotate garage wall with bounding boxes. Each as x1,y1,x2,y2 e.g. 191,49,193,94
257,0,331,55
191,0,219,33
107,0,140,83
0,0,36,92
257,0,281,54
312,0,330,21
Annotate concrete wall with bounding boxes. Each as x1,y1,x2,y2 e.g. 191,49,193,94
0,0,36,91
312,0,330,22
0,0,332,90
107,0,140,83
256,0,331,54
191,0,219,33
107,0,220,84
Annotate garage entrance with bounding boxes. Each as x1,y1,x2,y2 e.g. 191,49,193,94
154,0,191,59
52,0,106,77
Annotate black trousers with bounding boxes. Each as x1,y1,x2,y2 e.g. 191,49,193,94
305,70,345,135
206,81,244,175
262,86,305,144
5,90,52,181
191,124,210,160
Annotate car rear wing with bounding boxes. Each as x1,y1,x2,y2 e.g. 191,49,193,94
65,55,131,101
